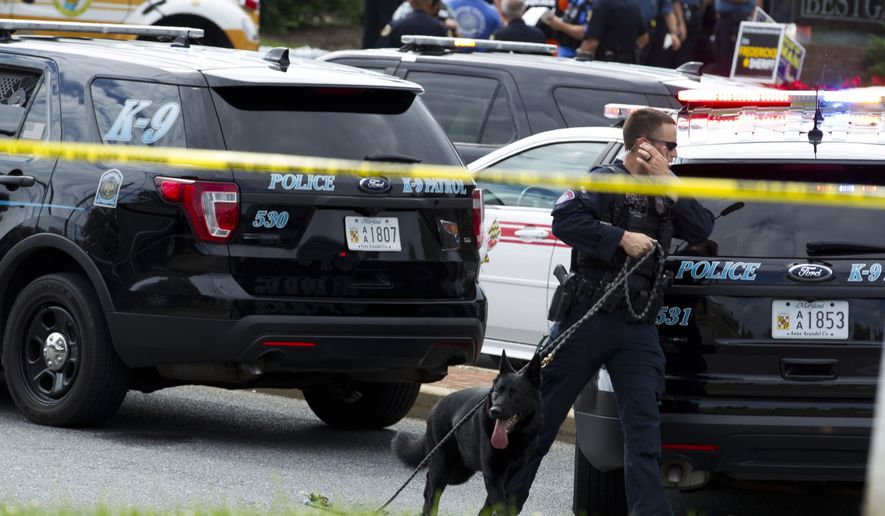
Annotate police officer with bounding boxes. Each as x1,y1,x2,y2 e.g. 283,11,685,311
578,0,648,63
380,0,449,47
492,0,547,44
363,0,403,48
714,0,759,75
507,108,714,515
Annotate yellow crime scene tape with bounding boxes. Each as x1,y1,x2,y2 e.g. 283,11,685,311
2,139,885,209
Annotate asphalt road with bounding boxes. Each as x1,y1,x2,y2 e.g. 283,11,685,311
0,385,864,515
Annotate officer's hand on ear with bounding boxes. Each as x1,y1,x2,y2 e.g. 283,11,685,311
619,231,655,258
634,142,671,177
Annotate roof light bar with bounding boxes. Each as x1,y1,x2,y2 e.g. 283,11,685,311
399,35,556,56
677,89,794,107
0,19,204,39
604,103,678,120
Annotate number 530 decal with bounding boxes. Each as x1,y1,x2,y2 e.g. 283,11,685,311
655,306,693,326
252,210,289,229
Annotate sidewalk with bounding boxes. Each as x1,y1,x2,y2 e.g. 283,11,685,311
412,365,575,444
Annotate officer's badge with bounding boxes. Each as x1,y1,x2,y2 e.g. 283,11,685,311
380,24,392,37
555,189,575,205
94,169,123,208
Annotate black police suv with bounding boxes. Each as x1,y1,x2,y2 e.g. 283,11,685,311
573,133,885,514
0,21,486,429
319,36,742,163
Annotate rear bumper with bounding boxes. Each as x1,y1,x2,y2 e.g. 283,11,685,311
575,389,871,482
108,312,486,378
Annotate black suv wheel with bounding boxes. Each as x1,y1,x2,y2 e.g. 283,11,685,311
573,443,628,516
304,381,421,429
3,273,129,427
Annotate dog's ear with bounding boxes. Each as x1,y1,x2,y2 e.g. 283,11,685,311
525,353,542,387
499,350,515,375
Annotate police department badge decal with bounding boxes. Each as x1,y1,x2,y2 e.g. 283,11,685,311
53,0,93,17
94,169,123,208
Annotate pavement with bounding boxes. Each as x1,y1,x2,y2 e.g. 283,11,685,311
262,365,575,444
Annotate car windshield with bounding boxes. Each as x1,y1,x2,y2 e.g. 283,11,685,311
672,162,885,258
210,86,462,166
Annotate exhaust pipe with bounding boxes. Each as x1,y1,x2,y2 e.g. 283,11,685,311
661,459,711,489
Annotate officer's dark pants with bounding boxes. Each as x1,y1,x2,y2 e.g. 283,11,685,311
713,14,742,76
362,0,401,48
508,299,673,516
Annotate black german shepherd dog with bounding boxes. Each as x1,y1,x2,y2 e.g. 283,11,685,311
392,352,542,515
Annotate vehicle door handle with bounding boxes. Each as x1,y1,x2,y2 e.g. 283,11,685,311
514,227,549,240
0,174,36,187
780,358,838,381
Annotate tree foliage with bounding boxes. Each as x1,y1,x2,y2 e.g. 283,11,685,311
260,0,363,33
864,35,885,82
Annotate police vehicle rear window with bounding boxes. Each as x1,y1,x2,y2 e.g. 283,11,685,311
672,162,885,258
210,86,462,166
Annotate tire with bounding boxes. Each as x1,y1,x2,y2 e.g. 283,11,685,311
3,273,129,427
573,442,628,516
304,381,420,429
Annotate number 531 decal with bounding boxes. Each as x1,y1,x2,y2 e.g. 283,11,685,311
252,210,289,229
655,306,693,326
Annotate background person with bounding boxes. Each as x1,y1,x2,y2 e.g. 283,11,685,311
492,0,547,43
641,0,683,66
380,0,449,47
539,0,593,57
713,0,760,75
578,0,648,63
506,108,714,515
363,0,403,48
446,0,503,39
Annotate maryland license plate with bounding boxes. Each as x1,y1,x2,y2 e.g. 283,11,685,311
771,300,848,339
345,216,401,251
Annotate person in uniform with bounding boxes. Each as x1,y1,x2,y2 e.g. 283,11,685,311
578,0,648,63
539,0,593,58
638,0,683,66
380,0,449,47
492,0,547,43
507,108,714,515
714,0,760,76
363,0,403,48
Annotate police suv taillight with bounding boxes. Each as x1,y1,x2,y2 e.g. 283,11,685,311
472,188,484,249
154,177,239,244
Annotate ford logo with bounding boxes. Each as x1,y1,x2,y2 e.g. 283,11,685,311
359,177,391,194
787,263,834,282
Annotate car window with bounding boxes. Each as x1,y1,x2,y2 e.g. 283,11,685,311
20,77,50,141
475,141,609,209
672,163,885,258
92,79,186,147
406,71,514,145
0,68,42,138
210,86,462,165
553,87,649,127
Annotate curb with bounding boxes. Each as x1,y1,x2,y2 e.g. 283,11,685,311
258,365,575,444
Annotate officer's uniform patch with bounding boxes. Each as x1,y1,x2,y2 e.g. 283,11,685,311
556,189,576,205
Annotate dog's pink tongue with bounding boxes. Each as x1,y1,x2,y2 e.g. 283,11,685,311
491,419,509,449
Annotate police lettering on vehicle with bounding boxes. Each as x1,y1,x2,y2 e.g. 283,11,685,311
849,263,885,282
401,178,467,195
675,260,761,281
104,99,181,144
268,173,335,192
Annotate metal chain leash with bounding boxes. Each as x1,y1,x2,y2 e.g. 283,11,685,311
376,242,665,513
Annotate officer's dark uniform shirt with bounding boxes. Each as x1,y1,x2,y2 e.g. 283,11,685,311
584,0,647,63
492,18,547,44
551,160,714,284
384,10,448,48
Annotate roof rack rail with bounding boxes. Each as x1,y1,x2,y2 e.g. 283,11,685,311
399,35,556,56
0,19,204,43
